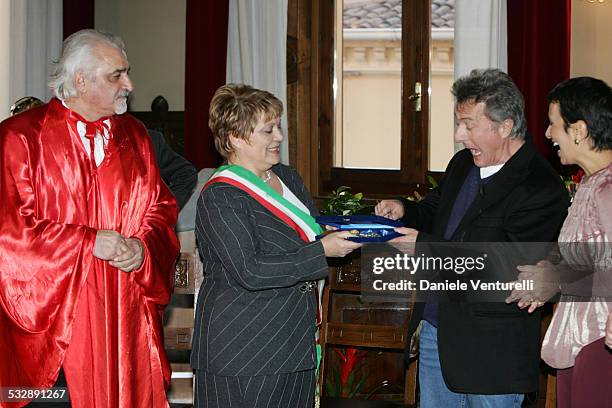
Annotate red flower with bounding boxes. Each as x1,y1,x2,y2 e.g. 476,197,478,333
333,348,367,396
571,169,585,183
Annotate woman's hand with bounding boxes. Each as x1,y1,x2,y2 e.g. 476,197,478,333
321,231,362,257
505,260,560,313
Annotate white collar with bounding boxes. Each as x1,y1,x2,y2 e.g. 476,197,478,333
480,164,504,179
61,100,112,130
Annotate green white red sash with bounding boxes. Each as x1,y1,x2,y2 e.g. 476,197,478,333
205,164,323,242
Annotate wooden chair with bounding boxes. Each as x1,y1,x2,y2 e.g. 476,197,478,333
164,231,203,406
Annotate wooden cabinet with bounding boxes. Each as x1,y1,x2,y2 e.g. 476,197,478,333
319,255,417,406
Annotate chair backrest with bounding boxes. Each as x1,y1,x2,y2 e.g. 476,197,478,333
166,204,207,404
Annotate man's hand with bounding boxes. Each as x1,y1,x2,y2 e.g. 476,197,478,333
389,227,418,243
321,231,362,258
605,312,612,349
94,230,129,260
109,238,144,272
387,227,418,255
375,200,405,220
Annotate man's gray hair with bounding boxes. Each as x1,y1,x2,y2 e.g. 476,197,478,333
49,29,127,100
451,69,527,139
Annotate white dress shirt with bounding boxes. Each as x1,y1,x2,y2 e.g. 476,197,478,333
62,100,110,167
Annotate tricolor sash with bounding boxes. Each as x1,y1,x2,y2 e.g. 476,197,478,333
205,164,323,242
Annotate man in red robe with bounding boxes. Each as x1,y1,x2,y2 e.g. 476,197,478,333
0,29,179,407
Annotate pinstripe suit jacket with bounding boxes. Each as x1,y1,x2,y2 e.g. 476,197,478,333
191,164,329,376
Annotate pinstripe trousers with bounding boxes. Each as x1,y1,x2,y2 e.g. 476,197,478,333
194,369,315,408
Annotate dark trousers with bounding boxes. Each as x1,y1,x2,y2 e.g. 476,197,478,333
557,337,612,408
195,369,315,408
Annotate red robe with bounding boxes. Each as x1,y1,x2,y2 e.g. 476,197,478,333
0,99,179,407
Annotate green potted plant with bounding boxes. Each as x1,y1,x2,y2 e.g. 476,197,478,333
321,186,373,216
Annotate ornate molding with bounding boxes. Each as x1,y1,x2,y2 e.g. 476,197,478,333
343,37,453,75
431,39,454,75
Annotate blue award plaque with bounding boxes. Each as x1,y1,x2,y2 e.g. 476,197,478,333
315,215,404,242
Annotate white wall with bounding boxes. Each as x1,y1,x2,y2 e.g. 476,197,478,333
95,0,186,111
570,0,612,85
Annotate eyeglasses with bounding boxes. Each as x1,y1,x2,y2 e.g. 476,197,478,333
10,96,44,116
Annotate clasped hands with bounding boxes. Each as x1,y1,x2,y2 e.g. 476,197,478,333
93,230,144,272
505,260,560,313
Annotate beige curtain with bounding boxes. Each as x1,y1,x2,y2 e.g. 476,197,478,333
226,0,289,164
454,0,507,152
0,0,62,121
0,0,10,119
455,0,507,77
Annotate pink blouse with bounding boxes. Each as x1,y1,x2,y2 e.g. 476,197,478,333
541,163,612,369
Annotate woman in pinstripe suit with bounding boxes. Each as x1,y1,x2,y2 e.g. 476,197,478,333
192,84,361,408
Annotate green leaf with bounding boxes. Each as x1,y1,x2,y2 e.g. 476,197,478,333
333,367,343,396
325,379,335,396
345,371,355,390
348,376,367,398
322,186,366,216
356,370,367,388
426,175,439,188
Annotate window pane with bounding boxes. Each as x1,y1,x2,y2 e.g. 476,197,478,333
334,0,402,170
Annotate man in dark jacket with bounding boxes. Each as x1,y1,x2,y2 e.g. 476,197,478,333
148,129,197,209
376,69,568,407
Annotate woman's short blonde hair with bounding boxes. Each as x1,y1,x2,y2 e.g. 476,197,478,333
209,84,283,158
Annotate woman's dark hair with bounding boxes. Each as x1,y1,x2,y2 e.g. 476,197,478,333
547,77,612,151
